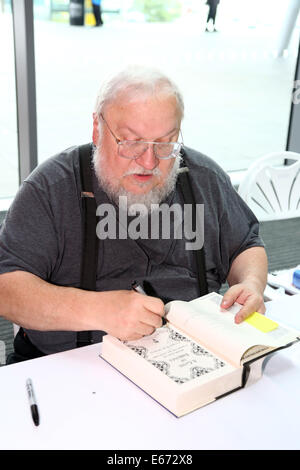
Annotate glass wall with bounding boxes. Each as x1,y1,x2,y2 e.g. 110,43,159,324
32,0,300,172
3,0,300,203
0,0,18,201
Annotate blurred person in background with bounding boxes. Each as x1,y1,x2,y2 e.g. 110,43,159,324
205,0,220,32
92,0,103,26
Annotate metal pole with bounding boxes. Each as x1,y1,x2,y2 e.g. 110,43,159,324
12,0,38,185
277,0,300,57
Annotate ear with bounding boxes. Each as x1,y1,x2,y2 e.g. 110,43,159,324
92,112,99,145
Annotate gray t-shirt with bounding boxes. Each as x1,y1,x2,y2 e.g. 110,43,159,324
0,145,264,354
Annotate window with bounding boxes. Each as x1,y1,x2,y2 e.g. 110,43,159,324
3,0,300,203
0,0,18,203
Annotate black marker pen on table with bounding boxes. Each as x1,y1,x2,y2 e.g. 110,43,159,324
131,281,166,325
26,378,40,426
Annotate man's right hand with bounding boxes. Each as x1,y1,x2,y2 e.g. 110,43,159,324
96,290,165,341
0,272,165,340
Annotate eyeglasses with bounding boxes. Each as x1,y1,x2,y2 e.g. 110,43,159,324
100,113,183,160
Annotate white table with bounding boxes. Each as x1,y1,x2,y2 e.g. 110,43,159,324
0,295,300,450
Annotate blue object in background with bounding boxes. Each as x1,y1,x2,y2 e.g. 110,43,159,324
292,269,300,289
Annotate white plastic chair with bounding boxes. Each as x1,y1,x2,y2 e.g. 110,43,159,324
238,151,300,221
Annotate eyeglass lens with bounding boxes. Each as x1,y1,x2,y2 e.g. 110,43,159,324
118,141,181,159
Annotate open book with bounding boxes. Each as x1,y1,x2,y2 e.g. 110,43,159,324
101,293,299,417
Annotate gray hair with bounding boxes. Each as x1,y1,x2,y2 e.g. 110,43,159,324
94,65,184,121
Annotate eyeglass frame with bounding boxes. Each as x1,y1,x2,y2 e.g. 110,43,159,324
99,112,183,160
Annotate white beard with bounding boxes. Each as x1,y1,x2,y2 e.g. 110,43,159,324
92,143,182,216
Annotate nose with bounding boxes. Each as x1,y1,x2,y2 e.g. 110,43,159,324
135,144,159,171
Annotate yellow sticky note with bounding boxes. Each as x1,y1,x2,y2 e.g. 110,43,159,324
245,312,278,333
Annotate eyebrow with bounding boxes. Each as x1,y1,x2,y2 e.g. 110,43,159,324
117,126,179,141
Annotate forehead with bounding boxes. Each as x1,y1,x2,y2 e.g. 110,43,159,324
104,93,181,138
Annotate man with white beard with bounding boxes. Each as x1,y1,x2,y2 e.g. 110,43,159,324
0,65,267,363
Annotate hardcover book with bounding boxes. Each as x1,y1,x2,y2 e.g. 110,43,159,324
101,292,299,417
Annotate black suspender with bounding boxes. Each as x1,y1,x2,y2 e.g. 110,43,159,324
79,143,98,291
177,164,208,297
77,143,99,347
76,144,208,347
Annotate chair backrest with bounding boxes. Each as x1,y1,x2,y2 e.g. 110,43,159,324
238,151,300,221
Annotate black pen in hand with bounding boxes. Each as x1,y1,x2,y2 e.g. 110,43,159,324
131,281,166,325
26,378,40,426
131,281,147,295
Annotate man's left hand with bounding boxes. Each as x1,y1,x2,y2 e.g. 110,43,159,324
221,283,266,324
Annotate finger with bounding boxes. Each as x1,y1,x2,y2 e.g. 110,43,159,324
256,303,266,314
143,296,165,317
123,332,144,341
141,309,163,329
117,330,143,341
235,293,266,322
135,322,156,337
221,285,243,309
235,297,259,324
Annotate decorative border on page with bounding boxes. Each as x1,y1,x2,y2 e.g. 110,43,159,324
124,326,226,385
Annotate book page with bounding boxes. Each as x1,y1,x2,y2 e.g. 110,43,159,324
123,324,234,385
165,293,298,367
